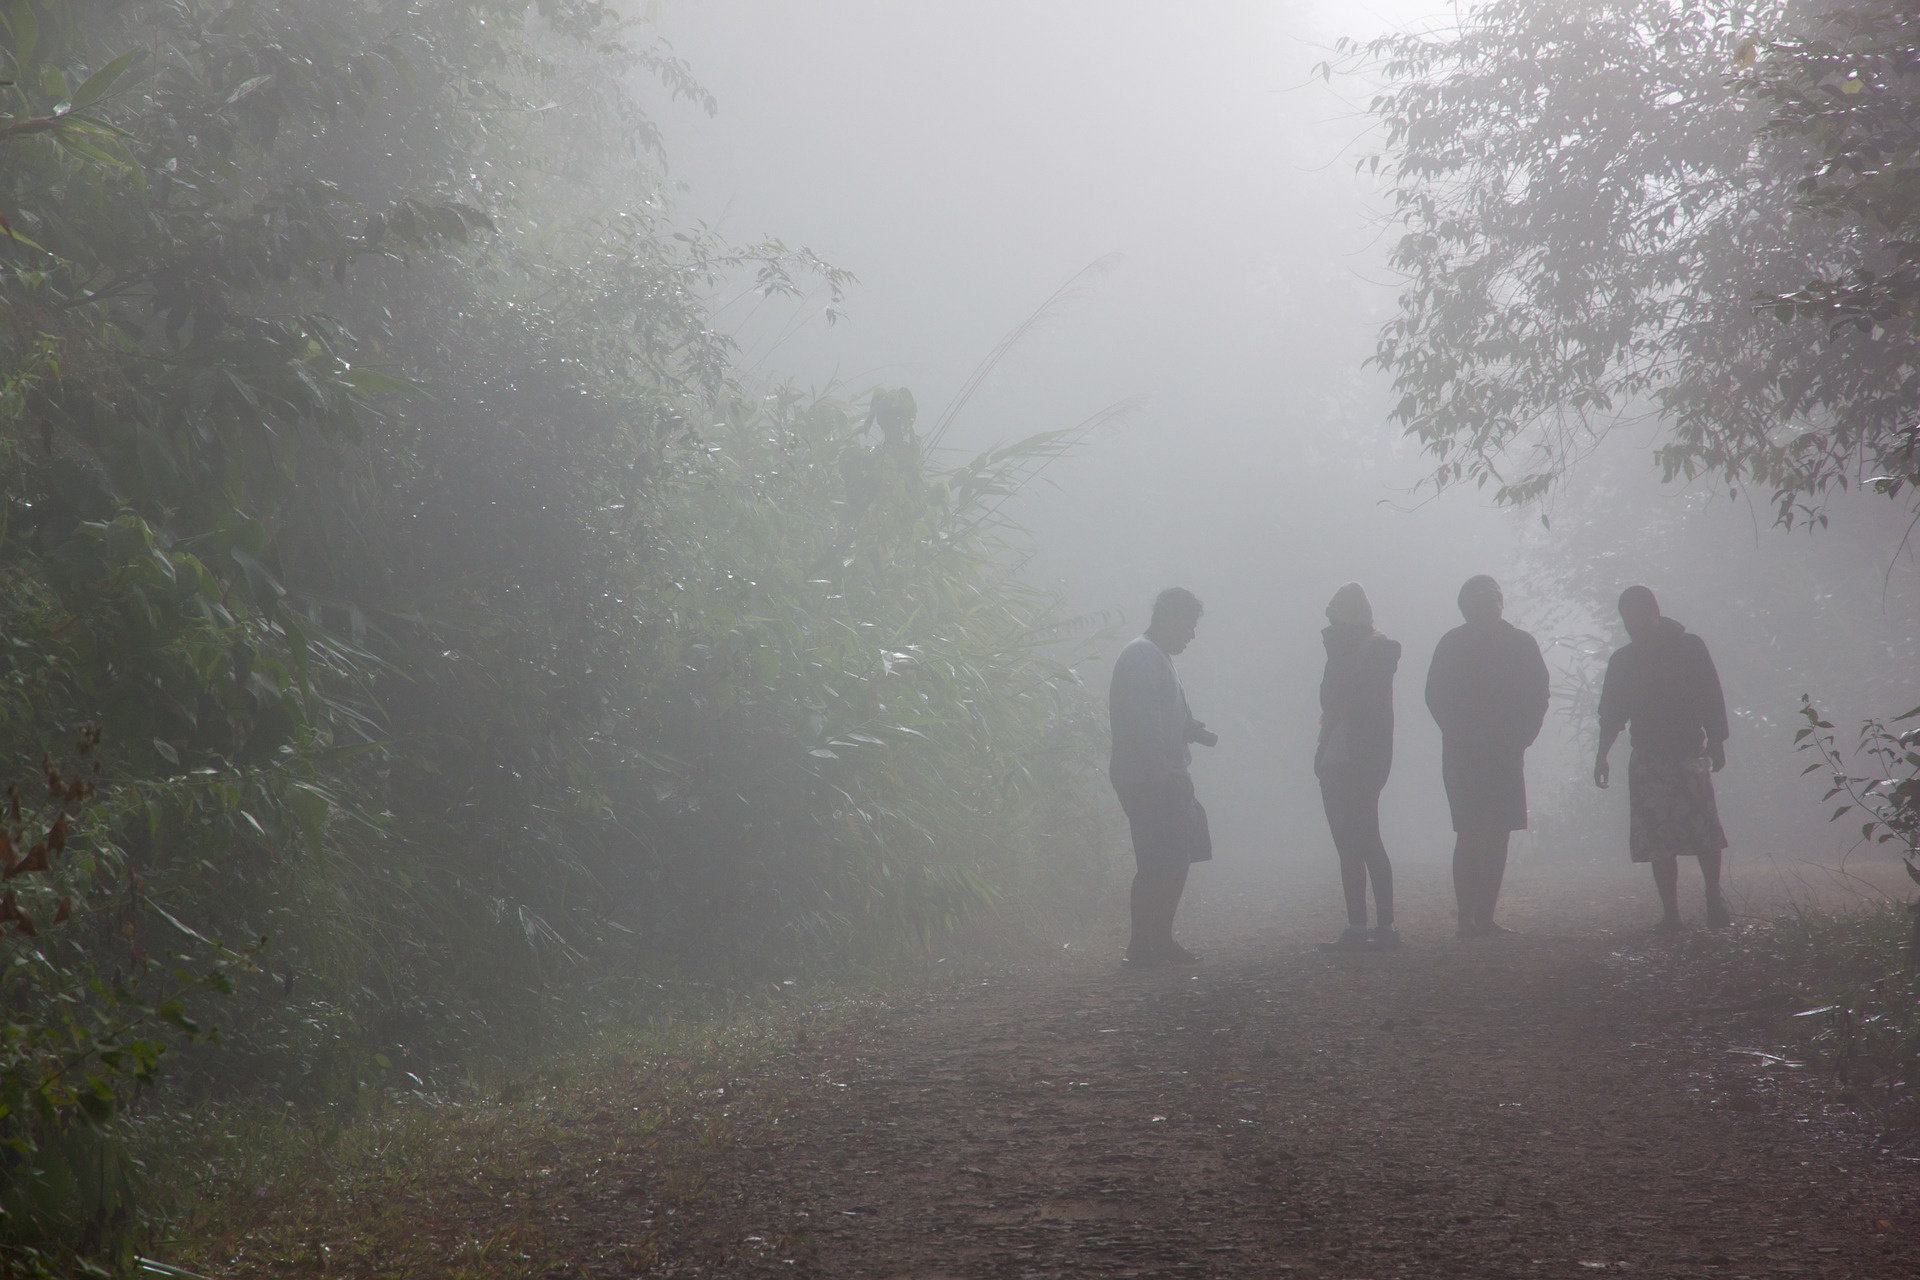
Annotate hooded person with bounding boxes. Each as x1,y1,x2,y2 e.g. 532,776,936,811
1424,575,1550,938
1314,582,1402,950
1593,586,1731,931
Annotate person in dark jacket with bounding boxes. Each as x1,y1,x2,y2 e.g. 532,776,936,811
1425,575,1550,938
1593,585,1731,931
1315,582,1403,950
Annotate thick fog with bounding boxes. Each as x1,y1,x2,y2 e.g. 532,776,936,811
656,0,1916,896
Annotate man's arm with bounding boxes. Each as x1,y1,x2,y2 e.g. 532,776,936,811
1594,650,1627,787
1423,636,1451,733
1695,636,1729,771
1109,647,1156,776
1517,631,1551,748
1594,725,1621,788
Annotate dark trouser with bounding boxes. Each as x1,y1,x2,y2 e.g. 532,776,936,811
1116,776,1197,956
1320,777,1392,929
1452,827,1510,930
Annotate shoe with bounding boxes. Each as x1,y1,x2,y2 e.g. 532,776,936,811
1370,926,1402,950
1123,945,1162,969
1481,922,1516,938
1163,942,1202,966
1652,916,1684,936
1704,900,1732,930
1319,927,1370,952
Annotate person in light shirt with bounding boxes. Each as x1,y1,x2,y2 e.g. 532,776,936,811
1108,587,1216,967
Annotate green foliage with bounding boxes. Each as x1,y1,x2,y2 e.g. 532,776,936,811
0,731,253,1269
1789,700,1920,1118
619,390,1107,962
0,0,1105,1261
1757,901,1920,1127
1746,4,1920,506
1337,0,1918,526
1796,696,1920,862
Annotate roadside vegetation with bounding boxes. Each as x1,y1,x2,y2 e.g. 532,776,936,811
152,985,866,1279
3,0,1917,1270
1337,0,1920,1128
0,1,1110,1267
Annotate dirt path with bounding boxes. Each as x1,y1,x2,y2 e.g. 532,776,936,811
199,857,1920,1279
700,862,1917,1279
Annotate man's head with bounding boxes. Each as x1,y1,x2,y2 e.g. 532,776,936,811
1147,586,1204,654
1457,574,1504,625
1617,584,1661,641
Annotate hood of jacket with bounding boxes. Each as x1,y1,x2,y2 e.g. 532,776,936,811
1323,623,1402,671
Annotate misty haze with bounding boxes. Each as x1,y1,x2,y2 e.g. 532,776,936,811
1,0,1915,1275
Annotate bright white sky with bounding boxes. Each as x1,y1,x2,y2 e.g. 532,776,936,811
656,0,1447,408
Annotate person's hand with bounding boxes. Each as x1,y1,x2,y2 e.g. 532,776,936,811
1709,741,1726,773
1194,726,1218,748
1593,754,1610,789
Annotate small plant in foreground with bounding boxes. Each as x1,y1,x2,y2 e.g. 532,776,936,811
1786,698,1920,1124
0,730,251,1271
1797,696,1920,965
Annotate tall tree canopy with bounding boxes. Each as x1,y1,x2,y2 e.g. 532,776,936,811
1342,0,1919,525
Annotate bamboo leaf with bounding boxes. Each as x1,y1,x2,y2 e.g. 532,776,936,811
69,48,145,112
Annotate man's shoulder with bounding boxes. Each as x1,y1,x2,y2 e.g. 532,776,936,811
1112,636,1166,678
1499,619,1543,651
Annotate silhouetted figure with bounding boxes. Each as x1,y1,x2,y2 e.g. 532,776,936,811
1424,575,1549,938
1110,587,1216,967
1593,585,1731,932
1314,582,1402,951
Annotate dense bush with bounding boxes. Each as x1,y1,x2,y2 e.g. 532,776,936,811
0,0,1106,1259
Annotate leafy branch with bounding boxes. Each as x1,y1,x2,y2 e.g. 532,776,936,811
0,728,254,1253
1796,694,1920,863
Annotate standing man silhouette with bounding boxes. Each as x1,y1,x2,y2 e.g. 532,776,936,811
1593,585,1731,931
1315,582,1402,950
1109,587,1216,967
1425,575,1550,938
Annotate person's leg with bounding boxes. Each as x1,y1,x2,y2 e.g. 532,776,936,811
1120,781,1172,961
1477,830,1510,930
1337,848,1369,929
1324,783,1369,929
1699,848,1729,926
1452,831,1477,935
1130,869,1190,959
1160,862,1190,950
1128,869,1156,958
1650,855,1681,928
1357,788,1394,928
1120,783,1151,959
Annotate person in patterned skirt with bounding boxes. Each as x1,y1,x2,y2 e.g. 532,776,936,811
1593,585,1731,931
